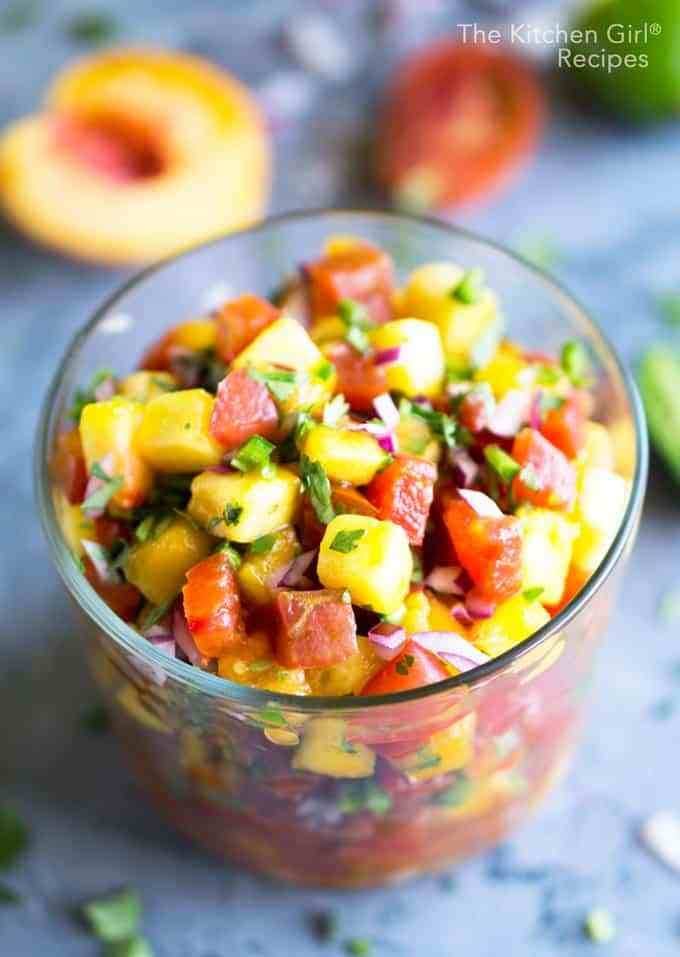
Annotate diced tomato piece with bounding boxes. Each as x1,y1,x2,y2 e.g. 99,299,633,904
93,516,133,550
210,369,279,450
274,589,358,669
83,558,141,621
214,294,279,363
138,330,176,372
458,390,492,433
331,484,379,518
377,41,545,210
539,393,588,459
305,242,394,325
443,498,522,602
325,342,388,413
51,428,87,504
512,427,576,510
360,640,449,696
182,553,246,658
366,454,437,545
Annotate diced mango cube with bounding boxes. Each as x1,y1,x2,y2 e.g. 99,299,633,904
302,424,388,486
306,637,383,696
580,421,615,471
232,315,325,374
124,514,213,606
292,717,375,778
317,514,412,615
237,526,300,605
475,342,528,398
218,651,310,696
571,466,629,574
53,490,94,555
172,317,217,352
472,593,550,658
403,590,430,633
517,506,578,606
309,315,347,345
392,714,476,782
118,370,178,404
188,466,301,543
370,318,445,398
79,397,153,509
401,262,500,364
136,389,224,472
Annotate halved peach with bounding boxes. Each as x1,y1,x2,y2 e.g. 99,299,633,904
0,48,270,265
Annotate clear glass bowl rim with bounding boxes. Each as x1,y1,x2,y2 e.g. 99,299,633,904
35,207,649,713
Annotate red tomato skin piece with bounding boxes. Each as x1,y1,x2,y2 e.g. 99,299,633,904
377,41,545,210
210,369,279,450
93,516,133,550
540,393,587,459
84,558,141,622
274,589,358,669
366,454,437,546
182,553,246,658
443,498,522,602
51,428,88,504
360,640,449,696
214,294,279,364
138,330,176,372
305,242,395,325
512,427,576,510
325,342,389,413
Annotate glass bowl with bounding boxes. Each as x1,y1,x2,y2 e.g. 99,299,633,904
36,210,648,888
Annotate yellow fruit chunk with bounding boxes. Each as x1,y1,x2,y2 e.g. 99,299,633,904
118,370,177,403
172,317,216,352
317,514,412,615
427,591,467,633
292,717,375,778
0,49,269,265
472,594,550,658
233,315,324,375
309,315,347,345
79,396,153,509
395,411,441,462
403,590,430,633
54,490,94,555
188,466,301,543
517,506,578,606
124,514,213,605
475,342,527,398
370,318,445,398
401,262,500,364
237,526,300,605
392,714,476,782
136,389,223,472
218,654,310,696
302,424,388,486
571,466,629,574
306,637,383,696
580,421,615,470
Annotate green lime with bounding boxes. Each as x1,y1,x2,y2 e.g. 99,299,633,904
566,0,680,121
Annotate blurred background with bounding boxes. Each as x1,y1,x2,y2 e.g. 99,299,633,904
2,0,680,954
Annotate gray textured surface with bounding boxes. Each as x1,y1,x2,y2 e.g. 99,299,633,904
2,1,680,954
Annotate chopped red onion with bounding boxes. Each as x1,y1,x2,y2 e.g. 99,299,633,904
347,420,388,436
465,593,496,620
488,389,532,437
148,635,176,659
424,565,463,596
81,540,120,585
529,390,543,430
367,623,406,660
411,631,490,665
452,602,474,628
449,449,479,489
93,377,116,402
373,393,400,432
411,396,431,407
144,624,173,640
377,433,397,454
172,605,203,666
438,652,487,673
279,549,317,587
373,347,402,367
458,488,504,518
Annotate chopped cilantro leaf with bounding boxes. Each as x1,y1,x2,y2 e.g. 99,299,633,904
523,586,545,603
66,11,119,45
208,502,243,529
561,340,591,387
105,937,155,957
330,529,365,554
406,400,458,448
80,704,110,735
451,268,485,305
82,886,141,941
138,597,174,631
214,541,242,568
299,454,335,525
535,364,562,387
134,515,156,543
0,806,29,870
0,881,21,905
413,746,441,770
345,323,370,355
250,534,276,555
249,368,298,402
432,774,473,807
315,359,334,382
484,445,521,483
410,549,423,584
338,783,392,817
230,435,275,474
337,298,371,330
395,653,415,676
344,937,372,956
